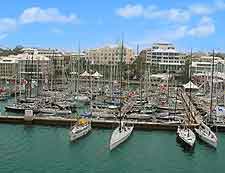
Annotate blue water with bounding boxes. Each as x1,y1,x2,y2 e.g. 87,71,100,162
0,124,224,173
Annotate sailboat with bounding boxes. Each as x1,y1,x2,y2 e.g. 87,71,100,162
194,50,218,148
177,126,196,147
110,120,134,150
195,122,217,148
109,40,134,151
69,118,91,141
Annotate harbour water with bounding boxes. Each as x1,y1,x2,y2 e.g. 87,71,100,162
0,124,224,173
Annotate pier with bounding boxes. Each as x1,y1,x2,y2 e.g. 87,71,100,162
0,115,205,131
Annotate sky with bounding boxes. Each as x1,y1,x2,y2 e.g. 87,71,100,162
0,0,225,52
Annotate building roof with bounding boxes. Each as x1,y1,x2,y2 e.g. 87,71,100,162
0,57,18,64
11,54,50,61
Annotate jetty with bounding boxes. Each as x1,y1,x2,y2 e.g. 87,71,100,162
0,115,200,131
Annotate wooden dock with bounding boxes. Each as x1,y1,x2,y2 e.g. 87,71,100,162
0,115,197,131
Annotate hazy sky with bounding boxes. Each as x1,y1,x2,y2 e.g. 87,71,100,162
0,0,225,52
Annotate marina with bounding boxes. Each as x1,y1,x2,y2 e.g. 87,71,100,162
1,43,225,153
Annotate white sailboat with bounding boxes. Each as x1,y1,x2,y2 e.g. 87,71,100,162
109,39,134,151
177,126,196,147
110,120,134,150
70,118,91,141
195,122,217,148
194,51,217,149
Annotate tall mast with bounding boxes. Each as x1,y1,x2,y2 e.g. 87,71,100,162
19,60,22,98
209,50,215,122
119,39,124,130
189,49,192,110
37,55,40,96
76,41,80,95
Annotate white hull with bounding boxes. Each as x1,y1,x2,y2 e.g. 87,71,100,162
195,123,217,148
75,96,90,102
177,127,196,147
70,123,91,141
110,123,134,150
39,109,72,115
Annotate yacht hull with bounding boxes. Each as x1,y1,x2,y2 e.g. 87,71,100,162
70,124,92,141
195,128,217,148
177,127,196,147
110,124,134,151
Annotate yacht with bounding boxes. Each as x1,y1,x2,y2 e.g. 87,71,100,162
70,118,92,141
109,120,134,151
177,126,196,147
195,122,217,148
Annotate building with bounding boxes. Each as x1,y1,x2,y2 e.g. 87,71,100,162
21,48,63,58
85,45,135,65
146,43,186,72
10,54,50,81
191,55,224,74
22,48,69,81
0,57,18,79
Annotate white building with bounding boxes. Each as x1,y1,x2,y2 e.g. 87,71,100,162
85,45,135,65
191,56,224,74
22,48,63,58
146,43,186,71
0,57,18,79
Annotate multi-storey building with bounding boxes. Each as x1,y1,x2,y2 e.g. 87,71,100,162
85,45,135,65
22,48,62,58
191,55,224,74
12,54,50,81
146,43,186,72
22,48,67,81
0,57,18,79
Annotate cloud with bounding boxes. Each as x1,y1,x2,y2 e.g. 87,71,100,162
116,4,190,22
133,16,215,46
20,7,78,24
188,16,215,37
116,4,143,18
189,4,213,15
0,18,17,33
116,1,225,22
189,0,225,15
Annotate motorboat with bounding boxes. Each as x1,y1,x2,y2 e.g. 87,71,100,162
195,122,217,148
177,126,196,147
69,118,92,141
109,121,134,151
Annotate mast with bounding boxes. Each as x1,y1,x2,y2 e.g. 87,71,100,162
76,42,80,95
119,39,124,131
209,50,215,122
37,55,40,96
50,51,54,91
30,52,34,97
189,49,192,110
19,60,22,98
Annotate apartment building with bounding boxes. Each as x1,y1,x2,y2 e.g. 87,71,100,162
146,43,186,72
85,45,135,65
191,55,224,74
0,57,18,79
